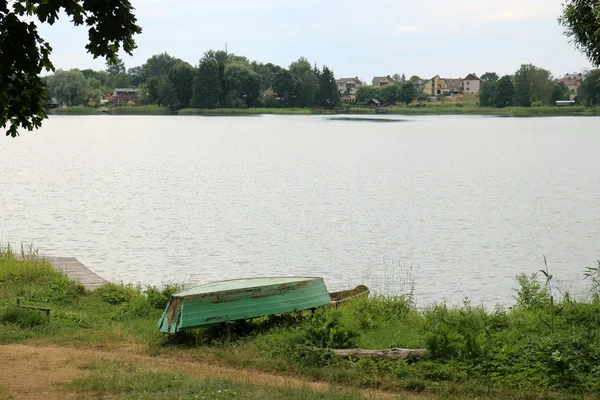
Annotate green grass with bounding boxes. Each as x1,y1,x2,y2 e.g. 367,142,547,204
178,107,331,115
348,105,600,116
0,384,12,399
65,359,362,400
111,105,173,114
3,247,600,399
48,106,98,115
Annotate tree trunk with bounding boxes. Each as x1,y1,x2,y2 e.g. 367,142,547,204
331,348,428,361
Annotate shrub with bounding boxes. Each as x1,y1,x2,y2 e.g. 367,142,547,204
112,296,156,321
300,310,358,349
25,275,86,304
0,306,47,328
144,284,181,310
423,302,491,359
95,283,139,305
514,273,550,310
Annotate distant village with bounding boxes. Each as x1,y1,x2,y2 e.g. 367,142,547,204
89,72,584,108
335,72,584,103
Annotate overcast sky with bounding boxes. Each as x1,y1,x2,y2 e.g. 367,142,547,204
38,0,592,81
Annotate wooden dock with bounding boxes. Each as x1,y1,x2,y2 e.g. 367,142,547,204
43,256,106,291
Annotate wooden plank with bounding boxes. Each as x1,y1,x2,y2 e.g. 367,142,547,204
42,256,106,291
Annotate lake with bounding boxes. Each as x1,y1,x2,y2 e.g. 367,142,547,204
1,114,599,305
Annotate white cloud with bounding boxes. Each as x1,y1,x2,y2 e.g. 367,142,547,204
394,25,423,33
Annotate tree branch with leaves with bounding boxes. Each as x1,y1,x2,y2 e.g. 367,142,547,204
1,0,142,137
560,0,600,67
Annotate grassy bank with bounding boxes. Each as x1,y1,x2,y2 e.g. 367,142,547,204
178,107,331,115
348,105,600,117
49,106,100,115
2,248,600,399
48,105,600,117
110,105,173,115
48,105,173,116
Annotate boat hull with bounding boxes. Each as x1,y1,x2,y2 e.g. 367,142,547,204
158,277,331,333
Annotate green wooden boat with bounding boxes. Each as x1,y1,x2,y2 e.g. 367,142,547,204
158,277,331,333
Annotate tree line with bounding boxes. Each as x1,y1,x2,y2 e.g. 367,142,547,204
479,65,600,108
43,51,340,109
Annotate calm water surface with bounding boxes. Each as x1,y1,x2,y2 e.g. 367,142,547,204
1,115,599,305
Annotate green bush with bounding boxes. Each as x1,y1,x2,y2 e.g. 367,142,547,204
25,275,86,304
0,306,47,328
95,283,139,305
300,310,358,349
346,294,413,329
423,302,492,360
112,296,156,321
514,273,550,310
144,284,181,310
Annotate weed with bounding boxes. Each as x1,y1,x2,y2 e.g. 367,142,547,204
584,260,600,294
301,309,358,349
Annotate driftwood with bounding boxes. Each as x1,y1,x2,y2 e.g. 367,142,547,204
331,348,428,361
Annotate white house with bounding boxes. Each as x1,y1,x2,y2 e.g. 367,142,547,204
461,73,481,95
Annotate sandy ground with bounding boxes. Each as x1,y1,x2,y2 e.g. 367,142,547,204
0,344,413,400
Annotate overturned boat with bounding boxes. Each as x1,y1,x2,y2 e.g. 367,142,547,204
158,277,332,333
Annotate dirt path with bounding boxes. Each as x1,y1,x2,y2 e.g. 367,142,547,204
0,344,413,400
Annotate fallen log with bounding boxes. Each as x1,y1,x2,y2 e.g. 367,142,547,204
331,348,428,361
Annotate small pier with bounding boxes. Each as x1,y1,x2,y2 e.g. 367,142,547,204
43,256,106,291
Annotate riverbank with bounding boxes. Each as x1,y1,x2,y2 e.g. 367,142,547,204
48,105,600,117
1,249,600,399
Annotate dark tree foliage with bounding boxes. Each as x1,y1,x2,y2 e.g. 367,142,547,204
355,86,378,104
191,56,221,109
272,69,296,106
578,69,600,106
168,62,195,108
251,62,282,91
1,0,142,137
550,82,571,104
560,1,600,67
223,62,261,107
316,65,340,107
494,75,514,107
140,52,182,81
479,75,513,107
289,58,318,107
480,72,499,82
513,64,554,106
106,57,126,76
156,77,177,108
379,83,400,104
399,82,418,105
128,66,143,87
479,81,496,106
